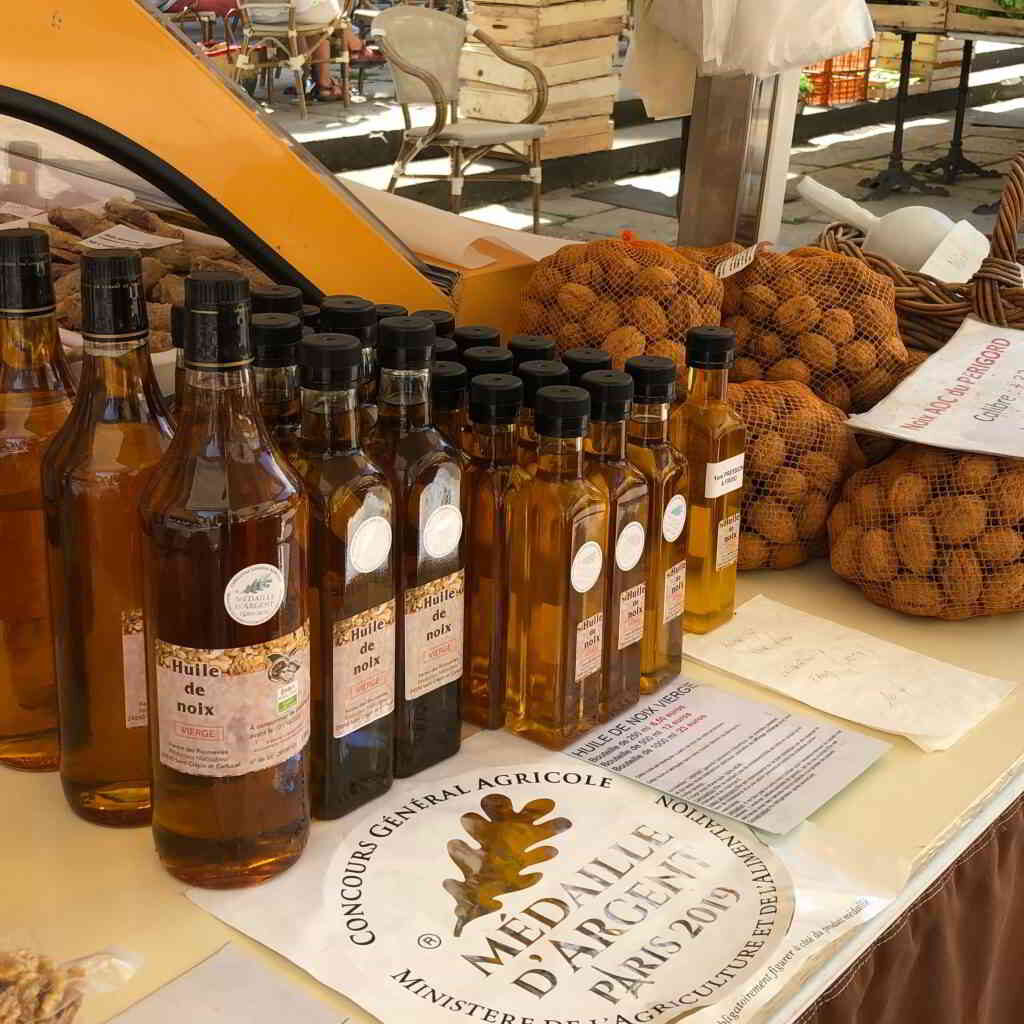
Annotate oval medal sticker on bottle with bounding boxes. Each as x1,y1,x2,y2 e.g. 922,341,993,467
571,540,603,594
349,515,393,575
423,504,463,560
224,564,286,626
615,521,646,572
663,494,688,543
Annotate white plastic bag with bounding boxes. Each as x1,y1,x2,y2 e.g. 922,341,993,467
718,0,874,77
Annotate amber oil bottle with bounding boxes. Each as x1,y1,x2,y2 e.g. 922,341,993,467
431,359,469,451
507,335,555,373
252,311,302,457
515,359,568,472
320,295,379,426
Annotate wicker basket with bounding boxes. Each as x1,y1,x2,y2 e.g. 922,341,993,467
817,153,1024,352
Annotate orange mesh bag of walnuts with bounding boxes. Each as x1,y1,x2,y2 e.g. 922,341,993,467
728,380,861,570
829,444,1024,619
719,246,910,413
520,235,723,382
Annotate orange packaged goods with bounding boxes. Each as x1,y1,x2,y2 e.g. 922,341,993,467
728,380,861,570
521,236,723,375
828,444,1024,620
713,246,909,414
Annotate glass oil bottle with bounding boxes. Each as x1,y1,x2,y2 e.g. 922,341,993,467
251,311,302,457
431,359,468,451
320,295,379,423
563,347,610,388
515,359,567,472
507,334,555,373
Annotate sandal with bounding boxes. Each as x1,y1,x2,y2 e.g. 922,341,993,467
309,79,345,102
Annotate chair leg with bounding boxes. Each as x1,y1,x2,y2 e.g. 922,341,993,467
233,32,252,84
288,32,307,119
450,145,463,215
531,138,542,234
388,139,411,193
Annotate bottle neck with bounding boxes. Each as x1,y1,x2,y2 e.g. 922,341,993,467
173,365,268,454
688,367,729,405
587,417,628,460
299,386,359,453
75,338,169,423
377,366,431,431
469,421,518,463
628,400,671,445
0,310,72,394
536,434,584,478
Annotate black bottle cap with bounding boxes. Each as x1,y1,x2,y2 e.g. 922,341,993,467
563,347,611,386
184,270,252,370
0,228,54,315
80,248,147,341
463,345,514,378
433,336,459,361
299,332,362,389
320,294,377,338
534,385,590,438
171,304,185,349
377,315,435,369
453,324,500,354
252,312,302,367
625,355,676,401
518,359,569,410
470,373,522,425
580,369,634,422
507,334,555,370
374,303,408,321
301,304,320,328
251,283,303,315
412,308,455,337
430,359,468,412
686,326,736,369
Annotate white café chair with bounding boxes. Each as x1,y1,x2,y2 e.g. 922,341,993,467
373,6,549,232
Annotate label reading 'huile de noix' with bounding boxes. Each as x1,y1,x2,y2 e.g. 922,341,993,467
155,624,310,778
121,609,147,730
574,611,604,682
664,560,686,623
404,570,464,701
333,599,396,738
705,453,745,499
618,583,646,649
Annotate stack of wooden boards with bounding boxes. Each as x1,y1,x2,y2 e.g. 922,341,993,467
461,0,625,160
871,31,964,99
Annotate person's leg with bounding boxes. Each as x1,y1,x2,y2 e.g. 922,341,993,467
308,35,344,98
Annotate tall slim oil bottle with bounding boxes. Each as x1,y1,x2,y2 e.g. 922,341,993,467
364,316,463,777
625,356,688,692
171,304,185,409
507,335,555,373
320,295,379,421
581,370,648,719
671,327,744,634
563,347,610,387
0,228,74,771
463,374,529,728
293,334,396,819
506,386,608,749
453,325,500,359
516,359,568,472
430,359,468,450
140,271,311,887
43,249,174,825
251,312,302,456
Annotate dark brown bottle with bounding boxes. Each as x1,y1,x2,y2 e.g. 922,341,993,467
463,374,529,728
581,370,648,719
320,295,379,425
293,333,396,819
364,317,463,778
516,359,568,472
43,249,174,825
140,271,311,888
252,312,301,457
0,228,74,771
431,360,468,450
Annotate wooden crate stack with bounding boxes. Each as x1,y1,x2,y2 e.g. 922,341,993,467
460,0,625,160
874,32,964,94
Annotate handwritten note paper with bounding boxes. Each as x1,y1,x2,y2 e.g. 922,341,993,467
685,596,1014,751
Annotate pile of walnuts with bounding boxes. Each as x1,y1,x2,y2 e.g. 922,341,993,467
829,444,1024,619
728,381,860,570
0,950,84,1024
721,247,909,413
521,238,723,378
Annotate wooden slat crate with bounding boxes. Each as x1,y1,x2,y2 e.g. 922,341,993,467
470,0,624,47
461,46,613,91
461,75,618,122
946,0,1024,38
867,1,947,32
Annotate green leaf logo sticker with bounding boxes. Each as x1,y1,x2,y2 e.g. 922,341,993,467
443,794,572,937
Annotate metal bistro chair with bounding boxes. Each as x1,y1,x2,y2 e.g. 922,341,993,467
233,1,344,118
373,7,549,232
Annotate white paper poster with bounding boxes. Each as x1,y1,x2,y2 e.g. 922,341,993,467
569,681,888,833
848,317,1024,458
685,596,1015,752
191,733,897,1024
82,224,178,249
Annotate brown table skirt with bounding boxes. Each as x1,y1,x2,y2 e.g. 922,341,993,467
797,794,1024,1024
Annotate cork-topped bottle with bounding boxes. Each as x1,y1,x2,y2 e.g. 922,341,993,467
140,271,311,887
43,249,173,825
293,333,396,819
0,228,74,771
506,386,608,749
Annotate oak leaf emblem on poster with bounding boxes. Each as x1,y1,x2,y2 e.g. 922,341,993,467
443,794,572,937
